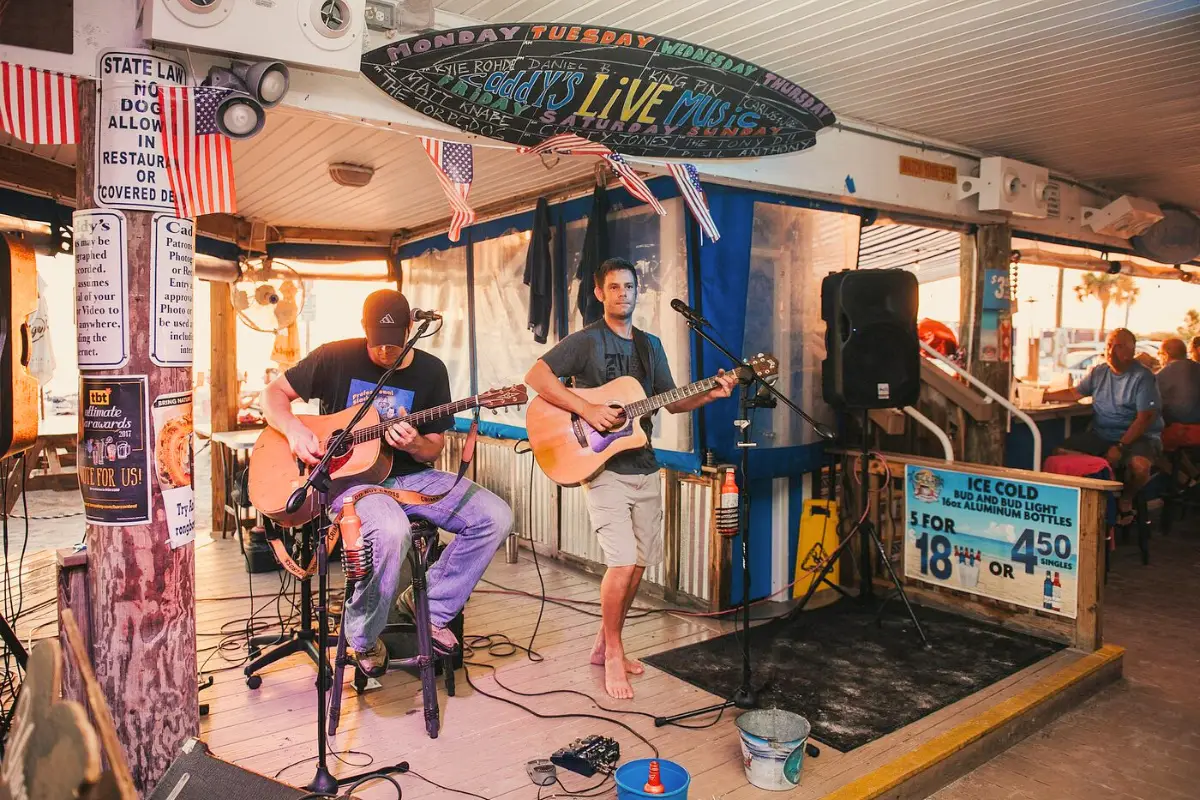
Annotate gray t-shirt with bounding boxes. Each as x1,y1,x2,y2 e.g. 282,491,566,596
541,321,676,474
1156,359,1200,425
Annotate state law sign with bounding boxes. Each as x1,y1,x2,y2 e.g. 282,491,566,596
95,49,187,213
362,24,835,159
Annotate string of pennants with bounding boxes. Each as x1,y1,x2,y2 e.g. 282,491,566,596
1,60,719,240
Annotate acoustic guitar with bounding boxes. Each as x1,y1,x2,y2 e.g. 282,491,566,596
248,385,527,526
527,353,778,486
1,234,40,460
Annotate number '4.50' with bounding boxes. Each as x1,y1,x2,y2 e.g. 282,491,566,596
1011,528,1072,574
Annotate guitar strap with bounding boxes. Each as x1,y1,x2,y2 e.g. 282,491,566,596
631,326,654,397
267,419,481,580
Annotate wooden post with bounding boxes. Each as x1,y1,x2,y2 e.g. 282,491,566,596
959,224,1013,466
209,281,238,532
75,79,197,793
55,548,90,708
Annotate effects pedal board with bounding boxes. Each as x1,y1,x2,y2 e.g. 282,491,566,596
550,735,620,777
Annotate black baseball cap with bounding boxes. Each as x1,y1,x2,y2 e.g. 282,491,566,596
362,289,411,347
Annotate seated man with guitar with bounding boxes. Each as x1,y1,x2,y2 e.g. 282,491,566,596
525,258,737,700
260,290,514,677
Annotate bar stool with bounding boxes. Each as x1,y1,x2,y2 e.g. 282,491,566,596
328,518,457,740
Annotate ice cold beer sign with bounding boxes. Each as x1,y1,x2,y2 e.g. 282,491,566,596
95,49,186,212
361,24,836,159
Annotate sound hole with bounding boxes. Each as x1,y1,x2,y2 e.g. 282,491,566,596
329,429,353,458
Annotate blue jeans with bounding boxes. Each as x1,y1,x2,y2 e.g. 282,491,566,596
333,469,512,651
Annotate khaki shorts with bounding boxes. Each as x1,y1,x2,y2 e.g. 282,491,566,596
582,471,663,567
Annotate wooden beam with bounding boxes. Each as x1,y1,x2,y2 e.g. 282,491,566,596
269,225,393,247
960,225,1013,466
0,146,76,202
209,281,239,533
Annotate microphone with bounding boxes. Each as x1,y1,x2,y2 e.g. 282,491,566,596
670,298,710,327
285,485,309,514
412,308,442,321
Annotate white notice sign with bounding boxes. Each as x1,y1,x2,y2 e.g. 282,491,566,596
95,48,186,212
150,215,195,367
74,210,130,369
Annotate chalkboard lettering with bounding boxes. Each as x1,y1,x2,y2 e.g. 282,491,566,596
362,24,834,159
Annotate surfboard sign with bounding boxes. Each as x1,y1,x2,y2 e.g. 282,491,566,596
361,23,836,159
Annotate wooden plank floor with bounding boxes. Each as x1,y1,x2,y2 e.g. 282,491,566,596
189,533,1095,800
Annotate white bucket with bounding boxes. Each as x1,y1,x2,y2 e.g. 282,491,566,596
735,709,811,791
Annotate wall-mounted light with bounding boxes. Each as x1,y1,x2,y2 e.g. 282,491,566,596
202,60,290,140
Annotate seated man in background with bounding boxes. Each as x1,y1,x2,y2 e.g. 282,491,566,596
1156,338,1200,481
1189,335,1200,363
1044,328,1162,525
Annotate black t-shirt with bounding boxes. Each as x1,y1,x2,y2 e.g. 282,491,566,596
285,338,453,477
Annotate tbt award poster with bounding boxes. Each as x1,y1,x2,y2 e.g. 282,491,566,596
79,376,151,525
904,465,1081,619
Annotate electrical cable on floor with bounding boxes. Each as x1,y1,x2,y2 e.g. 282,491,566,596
407,768,492,800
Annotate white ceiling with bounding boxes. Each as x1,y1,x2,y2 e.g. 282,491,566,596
4,0,1197,233
434,0,1200,212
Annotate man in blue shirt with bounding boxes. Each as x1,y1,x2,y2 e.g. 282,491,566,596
1045,328,1161,524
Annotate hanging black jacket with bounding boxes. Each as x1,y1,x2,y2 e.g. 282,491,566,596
523,197,552,343
576,184,608,326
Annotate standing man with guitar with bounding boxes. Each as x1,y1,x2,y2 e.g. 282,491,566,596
525,258,736,699
261,290,513,677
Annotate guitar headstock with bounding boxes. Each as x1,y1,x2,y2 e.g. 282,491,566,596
479,384,529,410
734,353,779,384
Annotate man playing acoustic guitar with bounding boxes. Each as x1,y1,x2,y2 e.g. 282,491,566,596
261,290,513,677
525,258,736,699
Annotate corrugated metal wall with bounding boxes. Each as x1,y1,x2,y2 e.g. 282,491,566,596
442,434,715,605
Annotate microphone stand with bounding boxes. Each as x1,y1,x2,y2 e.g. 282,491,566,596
655,311,834,727
284,319,432,795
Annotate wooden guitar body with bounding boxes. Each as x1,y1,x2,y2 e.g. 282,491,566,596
1,234,40,459
248,403,392,527
526,376,649,486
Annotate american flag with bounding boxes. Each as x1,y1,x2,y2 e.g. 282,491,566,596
421,137,476,242
604,153,666,216
668,163,720,242
0,62,79,145
157,85,237,217
517,132,612,157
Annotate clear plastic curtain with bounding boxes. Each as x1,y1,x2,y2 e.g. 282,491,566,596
743,203,861,446
401,247,472,420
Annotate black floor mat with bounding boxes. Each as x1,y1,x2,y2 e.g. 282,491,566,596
643,601,1064,751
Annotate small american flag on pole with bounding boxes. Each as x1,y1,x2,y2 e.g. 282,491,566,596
604,153,666,216
157,85,237,218
668,163,720,242
0,62,79,145
421,137,476,242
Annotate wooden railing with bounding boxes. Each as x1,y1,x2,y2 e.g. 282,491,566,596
831,449,1118,651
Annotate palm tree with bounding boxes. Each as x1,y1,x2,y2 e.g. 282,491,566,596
1074,272,1119,335
1115,275,1140,328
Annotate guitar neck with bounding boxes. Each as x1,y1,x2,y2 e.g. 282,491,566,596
624,376,723,418
335,396,480,445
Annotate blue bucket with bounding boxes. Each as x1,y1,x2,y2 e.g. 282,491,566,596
615,758,690,800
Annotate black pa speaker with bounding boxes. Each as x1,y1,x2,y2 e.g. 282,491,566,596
821,269,920,409
148,739,306,799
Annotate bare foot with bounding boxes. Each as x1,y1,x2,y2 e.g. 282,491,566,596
588,633,644,674
604,657,634,699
